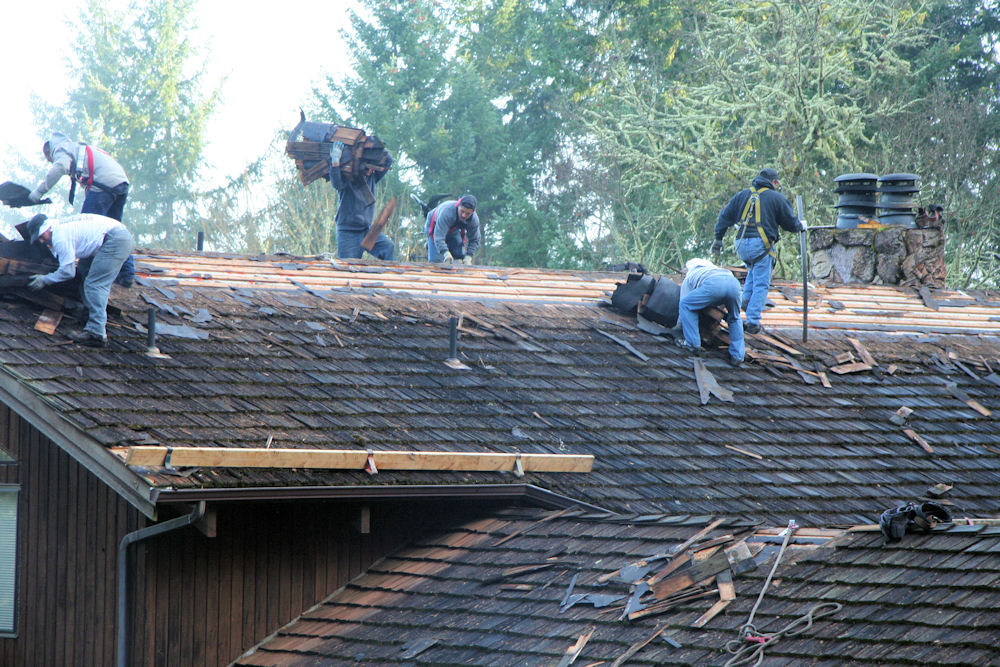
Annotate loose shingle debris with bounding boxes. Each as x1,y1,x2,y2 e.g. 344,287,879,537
556,627,594,667
593,327,648,362
399,638,438,659
944,381,992,417
889,406,913,426
903,428,934,454
134,322,210,340
693,359,734,404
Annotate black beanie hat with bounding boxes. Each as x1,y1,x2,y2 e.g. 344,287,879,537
458,194,477,210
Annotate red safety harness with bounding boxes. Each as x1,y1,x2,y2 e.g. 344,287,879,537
428,201,468,245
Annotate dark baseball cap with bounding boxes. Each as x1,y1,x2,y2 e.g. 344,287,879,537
758,168,779,181
458,194,477,210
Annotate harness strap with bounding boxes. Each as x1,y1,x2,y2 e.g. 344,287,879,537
736,187,776,260
85,145,95,190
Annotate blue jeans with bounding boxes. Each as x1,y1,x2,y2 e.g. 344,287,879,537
82,184,134,286
735,236,772,326
336,227,394,260
426,233,466,262
83,226,134,338
679,274,745,362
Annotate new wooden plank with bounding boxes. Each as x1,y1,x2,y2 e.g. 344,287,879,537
124,446,595,473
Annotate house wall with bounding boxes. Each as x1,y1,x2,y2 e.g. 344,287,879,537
0,403,145,666
0,404,473,666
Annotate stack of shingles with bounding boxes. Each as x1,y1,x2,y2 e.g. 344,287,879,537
284,119,391,192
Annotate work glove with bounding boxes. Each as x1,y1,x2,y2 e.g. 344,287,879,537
440,250,454,264
28,189,43,204
799,219,808,232
461,255,473,265
710,239,724,255
27,274,46,291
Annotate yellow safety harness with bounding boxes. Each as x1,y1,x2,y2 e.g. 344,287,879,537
736,187,776,264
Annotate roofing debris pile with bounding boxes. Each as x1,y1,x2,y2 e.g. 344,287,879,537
0,224,88,331
477,513,839,666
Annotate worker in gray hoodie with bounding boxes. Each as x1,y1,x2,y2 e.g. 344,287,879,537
28,132,134,286
676,258,745,367
425,195,481,264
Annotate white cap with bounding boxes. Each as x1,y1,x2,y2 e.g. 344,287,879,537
685,257,714,273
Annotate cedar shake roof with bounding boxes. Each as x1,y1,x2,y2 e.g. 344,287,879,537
0,250,998,523
234,508,1000,666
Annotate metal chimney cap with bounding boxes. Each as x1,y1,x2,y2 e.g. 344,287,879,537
834,173,878,182
878,173,920,183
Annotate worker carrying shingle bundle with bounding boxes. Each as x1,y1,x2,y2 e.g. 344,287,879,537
27,131,135,287
331,138,395,260
676,258,745,367
712,168,803,333
425,195,481,265
25,213,134,348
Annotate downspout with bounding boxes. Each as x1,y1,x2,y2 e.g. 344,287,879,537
116,501,206,667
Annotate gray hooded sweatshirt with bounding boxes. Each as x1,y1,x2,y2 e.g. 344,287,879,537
31,132,129,200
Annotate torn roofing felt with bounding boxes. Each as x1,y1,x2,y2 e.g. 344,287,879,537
233,508,1000,667
0,249,997,525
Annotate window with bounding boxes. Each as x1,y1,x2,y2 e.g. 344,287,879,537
0,485,17,636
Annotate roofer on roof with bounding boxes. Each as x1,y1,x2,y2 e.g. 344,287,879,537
425,195,481,265
28,131,135,288
676,258,745,367
331,138,395,261
25,213,134,348
712,168,802,334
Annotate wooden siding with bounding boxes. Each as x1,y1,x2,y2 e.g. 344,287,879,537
130,501,437,666
0,403,144,666
0,403,467,666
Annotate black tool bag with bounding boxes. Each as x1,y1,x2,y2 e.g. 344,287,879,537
879,501,952,542
639,277,680,328
610,272,655,316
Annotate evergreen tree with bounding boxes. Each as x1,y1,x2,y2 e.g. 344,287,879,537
31,0,217,247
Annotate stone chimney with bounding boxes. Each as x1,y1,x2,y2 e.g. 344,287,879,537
809,210,946,288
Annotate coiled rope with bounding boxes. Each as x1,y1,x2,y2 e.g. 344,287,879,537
724,520,842,666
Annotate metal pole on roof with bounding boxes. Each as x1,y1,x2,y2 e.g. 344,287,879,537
197,231,204,251
796,196,809,343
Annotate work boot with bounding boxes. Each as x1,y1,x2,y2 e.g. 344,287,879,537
728,356,744,368
675,338,705,356
744,322,761,334
67,330,108,348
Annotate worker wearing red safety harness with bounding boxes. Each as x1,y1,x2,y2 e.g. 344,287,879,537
425,194,481,265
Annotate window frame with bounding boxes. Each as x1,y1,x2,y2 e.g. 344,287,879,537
0,484,20,638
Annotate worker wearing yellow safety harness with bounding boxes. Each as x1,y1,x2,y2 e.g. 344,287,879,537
712,168,803,334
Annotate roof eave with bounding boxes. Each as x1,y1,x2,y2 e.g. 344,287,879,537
152,483,614,513
0,365,157,517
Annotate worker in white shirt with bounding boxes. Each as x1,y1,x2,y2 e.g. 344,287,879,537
25,213,134,348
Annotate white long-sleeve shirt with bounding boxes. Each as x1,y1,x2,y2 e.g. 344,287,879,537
37,214,125,286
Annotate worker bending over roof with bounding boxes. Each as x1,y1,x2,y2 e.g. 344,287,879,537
25,213,134,348
676,258,745,367
425,195,481,265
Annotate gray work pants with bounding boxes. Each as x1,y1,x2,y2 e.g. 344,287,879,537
82,226,134,338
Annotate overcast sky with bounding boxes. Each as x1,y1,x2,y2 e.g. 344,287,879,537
1,1,355,188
